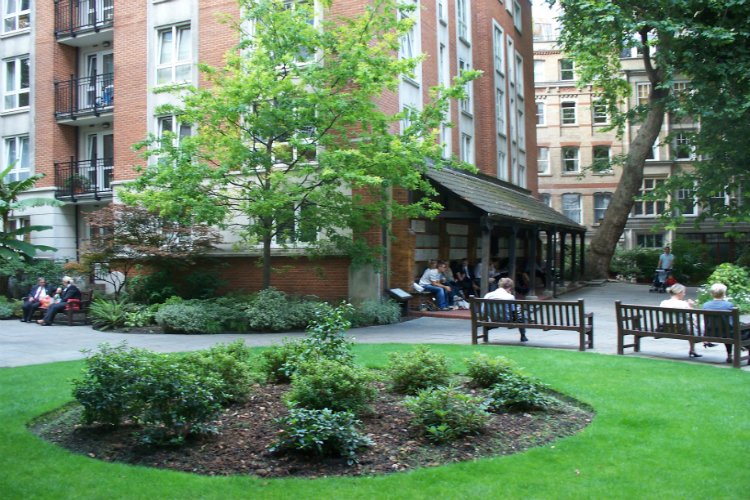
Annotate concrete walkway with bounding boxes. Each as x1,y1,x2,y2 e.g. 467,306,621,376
1,282,747,370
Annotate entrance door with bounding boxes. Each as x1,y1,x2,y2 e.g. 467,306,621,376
81,50,113,110
85,132,114,190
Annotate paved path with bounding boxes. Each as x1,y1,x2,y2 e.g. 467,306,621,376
1,282,747,370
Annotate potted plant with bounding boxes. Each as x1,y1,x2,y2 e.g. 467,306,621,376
64,174,92,194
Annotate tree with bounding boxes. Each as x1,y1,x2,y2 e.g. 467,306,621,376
0,165,58,263
124,0,476,289
550,0,750,278
81,205,220,297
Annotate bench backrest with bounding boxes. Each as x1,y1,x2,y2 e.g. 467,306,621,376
469,297,587,328
615,301,739,338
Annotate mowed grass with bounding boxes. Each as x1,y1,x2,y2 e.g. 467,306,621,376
1,344,748,499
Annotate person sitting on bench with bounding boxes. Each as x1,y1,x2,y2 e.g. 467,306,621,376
484,277,528,342
702,283,750,364
418,260,457,311
37,276,81,326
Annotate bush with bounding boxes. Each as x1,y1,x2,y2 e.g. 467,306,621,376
154,300,231,334
386,346,451,395
180,340,256,403
349,299,401,327
465,352,519,388
124,304,158,329
485,372,556,412
0,297,17,319
90,297,134,331
258,340,308,383
404,385,490,443
0,258,68,299
286,359,376,414
696,263,750,313
270,408,372,465
244,288,320,332
670,238,714,284
609,247,661,281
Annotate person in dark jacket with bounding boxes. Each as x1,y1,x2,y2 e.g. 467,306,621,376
37,276,81,326
21,277,53,322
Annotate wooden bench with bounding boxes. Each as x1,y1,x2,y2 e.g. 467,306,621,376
468,297,594,351
37,290,94,326
615,301,750,368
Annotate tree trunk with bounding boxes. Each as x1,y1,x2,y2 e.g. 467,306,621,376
262,233,272,290
585,99,668,279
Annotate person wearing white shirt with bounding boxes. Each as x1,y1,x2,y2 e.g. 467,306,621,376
484,277,528,342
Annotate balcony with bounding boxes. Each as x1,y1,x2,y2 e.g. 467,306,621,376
55,0,113,46
54,158,114,202
54,73,113,125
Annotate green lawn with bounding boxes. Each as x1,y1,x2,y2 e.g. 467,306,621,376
1,344,748,499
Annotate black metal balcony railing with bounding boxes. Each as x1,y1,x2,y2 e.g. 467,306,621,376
55,0,114,39
54,73,113,119
54,158,114,200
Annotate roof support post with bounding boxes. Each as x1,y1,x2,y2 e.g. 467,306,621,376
480,216,492,297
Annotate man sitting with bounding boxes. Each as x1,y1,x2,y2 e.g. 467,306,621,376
37,276,82,326
21,277,52,323
418,260,458,311
484,277,528,342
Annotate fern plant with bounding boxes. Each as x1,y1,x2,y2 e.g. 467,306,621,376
89,298,133,331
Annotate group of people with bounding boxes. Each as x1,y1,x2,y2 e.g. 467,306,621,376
20,276,82,326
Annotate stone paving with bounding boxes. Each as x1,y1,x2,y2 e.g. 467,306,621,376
1,282,747,370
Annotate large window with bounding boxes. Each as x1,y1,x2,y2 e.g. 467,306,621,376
3,56,29,110
158,115,192,145
562,193,581,223
537,147,549,174
636,83,650,107
592,101,608,124
592,145,611,172
637,233,664,248
274,202,318,245
676,186,697,216
559,59,574,81
561,101,576,125
496,88,506,132
399,0,418,61
633,178,666,216
461,133,472,163
3,135,29,182
493,25,505,74
512,0,522,32
156,25,192,85
535,101,545,125
3,0,29,33
562,146,579,173
456,0,468,41
459,59,472,113
672,132,693,160
533,59,544,82
593,192,611,223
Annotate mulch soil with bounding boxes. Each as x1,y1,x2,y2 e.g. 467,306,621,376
31,382,593,478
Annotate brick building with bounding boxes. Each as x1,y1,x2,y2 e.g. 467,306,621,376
3,0,582,302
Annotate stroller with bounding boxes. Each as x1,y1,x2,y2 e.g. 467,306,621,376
649,268,673,293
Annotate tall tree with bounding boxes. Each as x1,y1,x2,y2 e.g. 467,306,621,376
550,0,750,278
124,0,476,289
0,166,58,263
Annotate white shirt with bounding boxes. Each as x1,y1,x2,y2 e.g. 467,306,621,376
484,287,514,300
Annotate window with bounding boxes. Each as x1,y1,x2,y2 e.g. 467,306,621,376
533,59,544,83
437,0,447,23
539,193,551,206
459,59,472,114
562,193,581,223
672,132,693,160
646,137,660,161
593,192,611,222
535,102,545,125
7,217,29,242
512,0,522,32
561,101,576,125
637,233,664,248
3,0,29,33
158,115,192,145
633,178,666,216
156,25,192,85
537,147,549,174
461,133,472,163
592,145,611,172
706,190,729,214
456,0,468,41
636,83,650,107
592,101,608,124
496,88,505,132
275,202,318,245
533,22,554,42
562,146,579,172
399,0,417,60
3,56,29,110
559,59,574,81
3,135,29,182
493,25,504,74
676,187,697,216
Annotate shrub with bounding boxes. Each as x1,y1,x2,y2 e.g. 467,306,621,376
300,302,355,365
72,343,156,426
696,263,750,313
404,385,490,443
124,304,158,329
465,352,519,388
244,288,320,332
0,297,16,319
386,346,451,395
258,340,308,383
349,299,401,327
180,340,256,403
609,247,661,281
270,408,372,465
286,359,376,414
485,372,556,412
670,238,714,284
90,297,134,331
154,301,229,334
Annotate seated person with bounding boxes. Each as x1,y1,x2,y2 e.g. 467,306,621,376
21,277,52,323
37,276,82,326
418,260,458,311
484,277,528,342
702,283,750,364
454,258,479,297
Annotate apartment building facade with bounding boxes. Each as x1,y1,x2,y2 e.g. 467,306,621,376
3,0,581,301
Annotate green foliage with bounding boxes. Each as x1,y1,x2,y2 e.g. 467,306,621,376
0,258,68,298
485,372,556,412
669,238,714,284
349,299,401,327
127,267,225,305
286,359,376,415
404,385,490,443
386,346,451,395
270,408,372,465
696,263,750,313
89,297,134,331
124,304,157,329
0,296,16,318
259,340,308,383
244,288,320,332
465,352,519,389
154,300,235,334
609,247,660,281
180,341,256,403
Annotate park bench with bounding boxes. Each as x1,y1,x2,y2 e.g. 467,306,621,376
468,297,594,351
615,301,750,368
36,290,94,326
